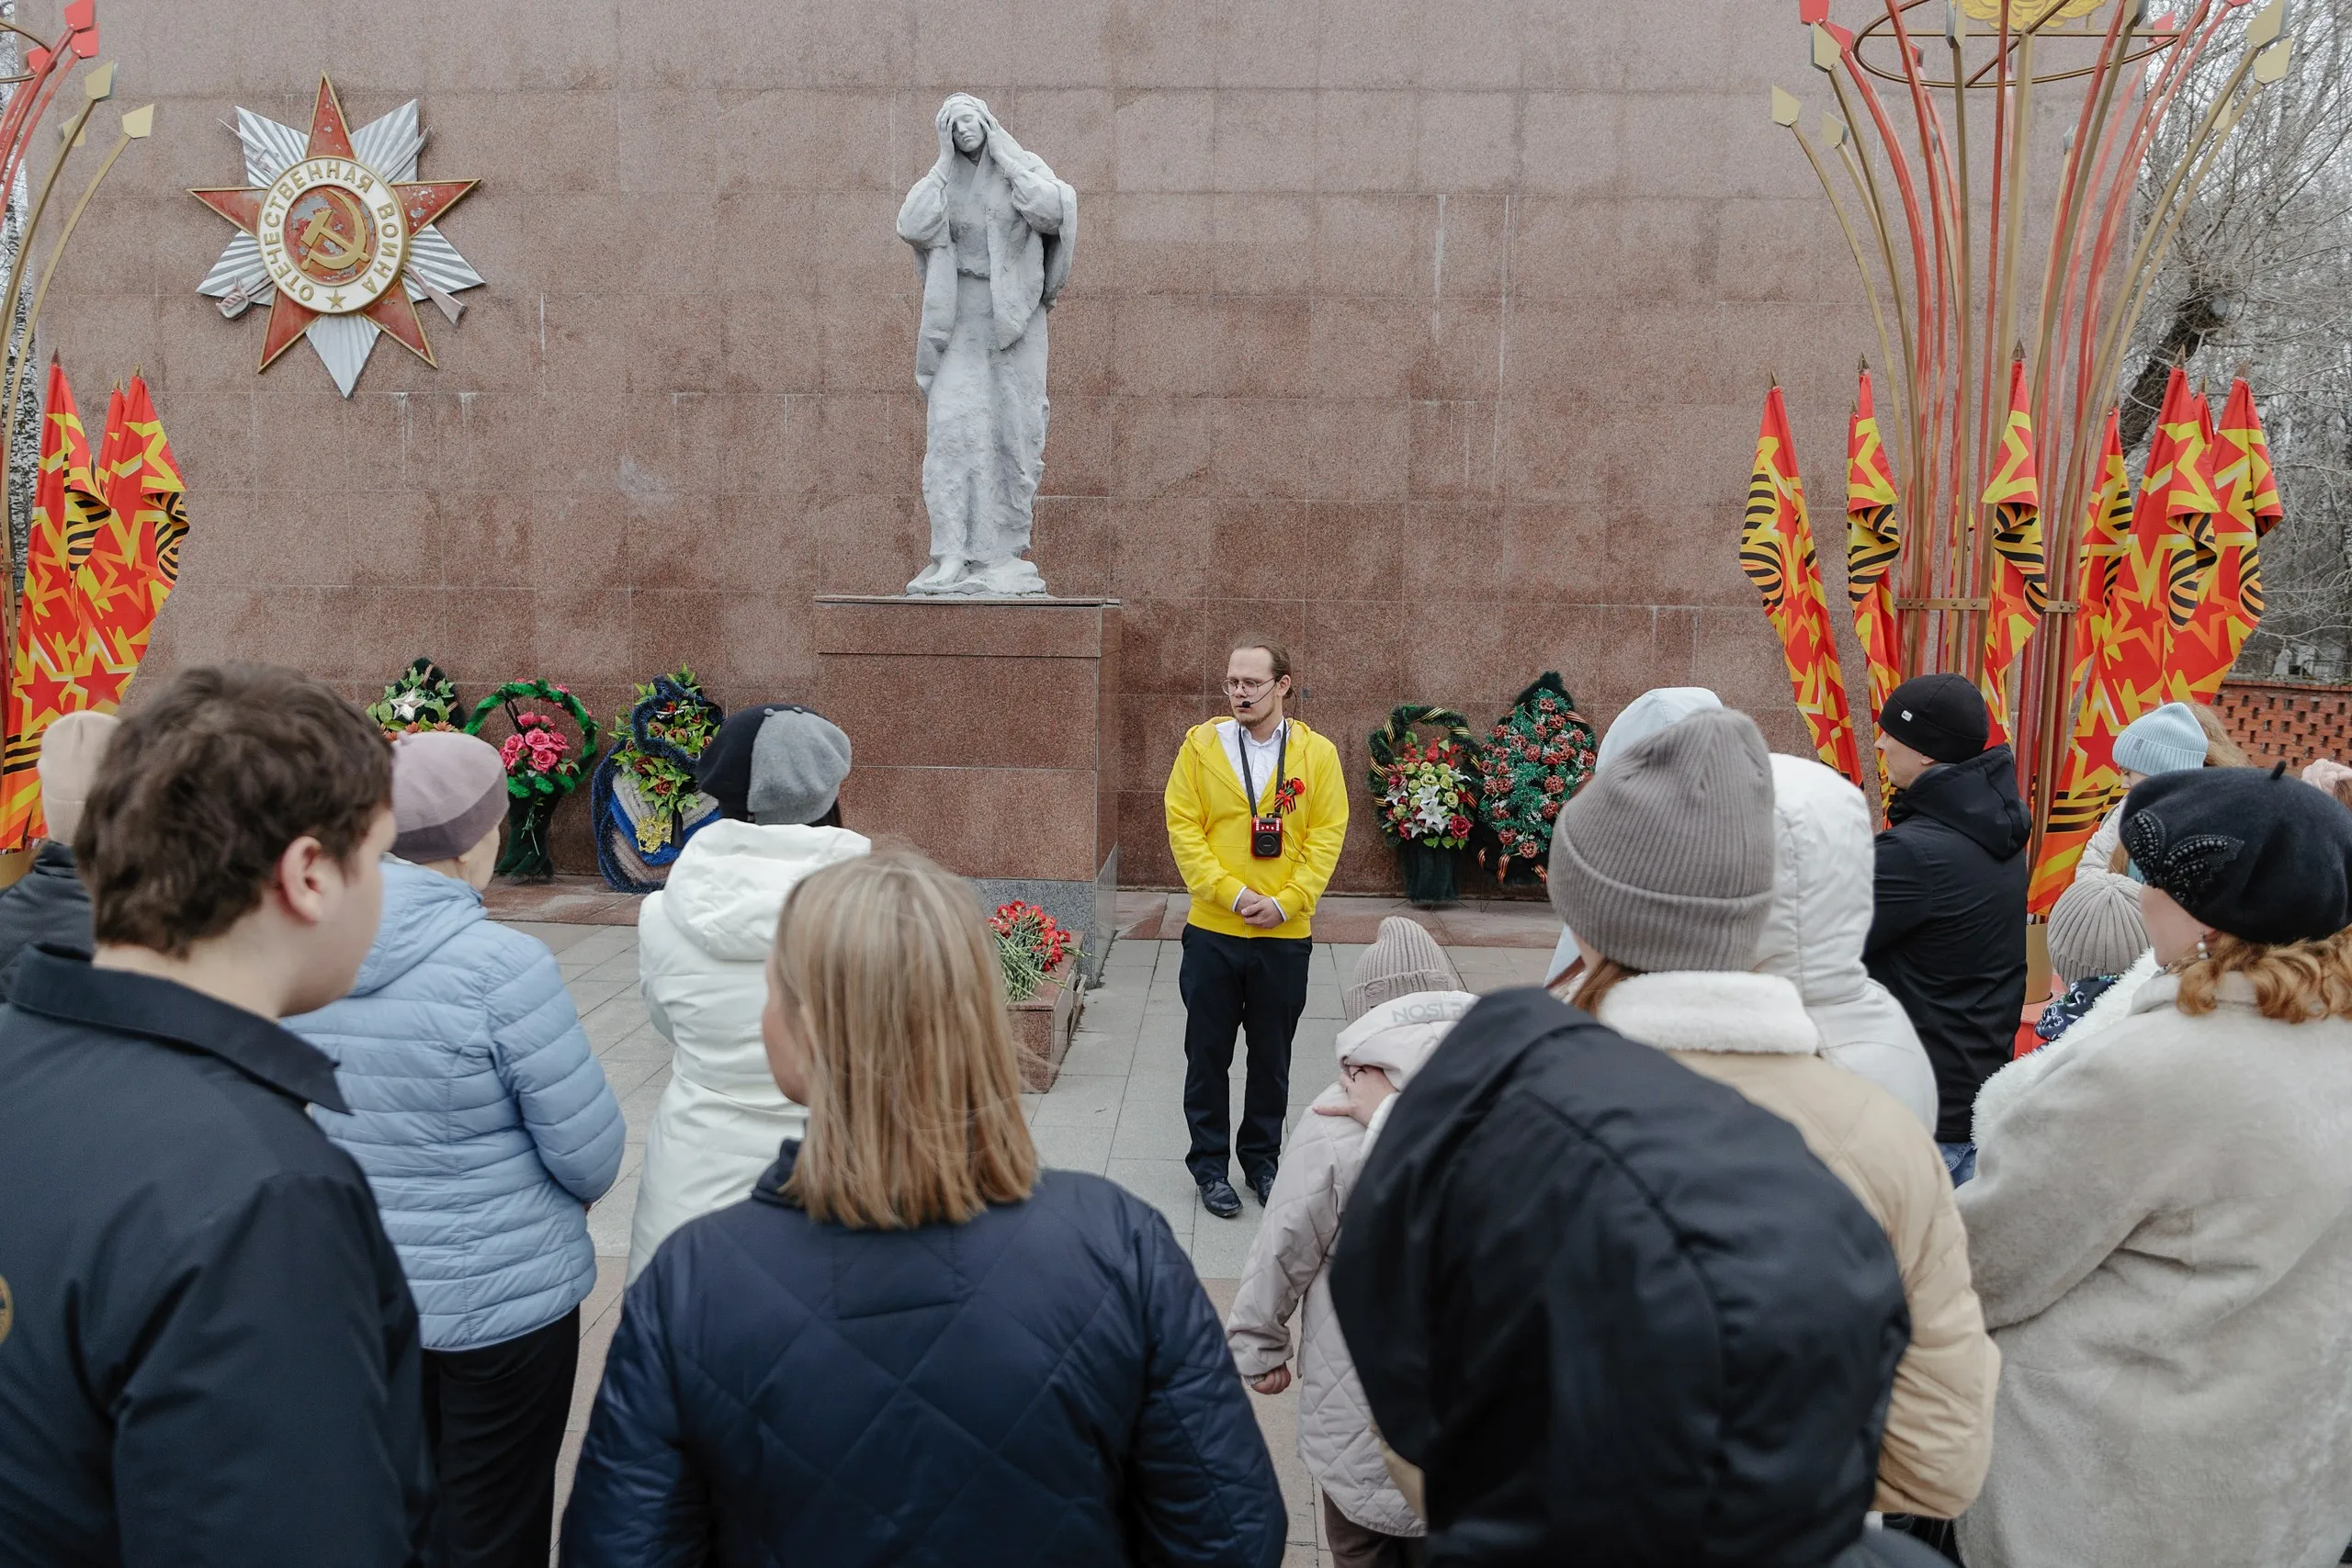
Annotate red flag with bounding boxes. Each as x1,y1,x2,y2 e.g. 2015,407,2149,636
2170,378,2278,702
1976,358,2047,744
2028,372,2197,910
2159,389,2223,686
1741,386,1863,786
1846,368,1904,723
74,375,187,708
0,365,109,848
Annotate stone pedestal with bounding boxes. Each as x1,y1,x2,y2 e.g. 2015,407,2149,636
814,596,1121,976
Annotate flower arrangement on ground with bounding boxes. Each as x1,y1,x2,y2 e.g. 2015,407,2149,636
1476,672,1598,886
1367,704,1481,907
463,680,603,881
593,669,727,893
367,657,461,739
991,900,1077,1004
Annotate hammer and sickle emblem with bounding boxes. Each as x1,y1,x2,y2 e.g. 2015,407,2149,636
297,187,370,271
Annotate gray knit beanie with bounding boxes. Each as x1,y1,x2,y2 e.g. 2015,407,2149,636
1549,708,1777,973
748,709,853,826
2045,869,2149,982
1344,916,1462,1021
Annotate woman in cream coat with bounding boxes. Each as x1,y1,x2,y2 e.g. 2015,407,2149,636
1961,765,2352,1568
626,706,868,1281
1552,713,1996,1523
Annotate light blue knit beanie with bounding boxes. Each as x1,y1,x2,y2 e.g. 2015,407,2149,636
2111,702,2205,777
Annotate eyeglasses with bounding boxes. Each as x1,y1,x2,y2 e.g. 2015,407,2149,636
1223,676,1279,696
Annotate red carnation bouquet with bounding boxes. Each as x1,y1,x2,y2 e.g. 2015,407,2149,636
990,901,1079,1003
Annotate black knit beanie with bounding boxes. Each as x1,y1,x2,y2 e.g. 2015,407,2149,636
1877,673,1989,763
2121,765,2352,945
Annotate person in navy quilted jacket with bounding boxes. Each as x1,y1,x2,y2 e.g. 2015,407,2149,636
292,730,626,1568
560,847,1286,1568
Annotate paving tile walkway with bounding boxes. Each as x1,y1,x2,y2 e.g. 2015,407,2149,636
519,914,1551,1564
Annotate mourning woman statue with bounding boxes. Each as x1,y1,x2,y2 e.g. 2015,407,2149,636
896,94,1076,597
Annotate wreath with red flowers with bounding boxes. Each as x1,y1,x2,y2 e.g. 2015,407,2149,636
1368,705,1481,850
1475,672,1597,885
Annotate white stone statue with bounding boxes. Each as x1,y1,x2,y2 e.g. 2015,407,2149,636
896,94,1076,597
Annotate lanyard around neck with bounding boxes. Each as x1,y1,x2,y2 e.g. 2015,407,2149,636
1238,722,1286,813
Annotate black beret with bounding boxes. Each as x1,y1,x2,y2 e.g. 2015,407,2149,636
695,703,809,822
2121,764,2352,946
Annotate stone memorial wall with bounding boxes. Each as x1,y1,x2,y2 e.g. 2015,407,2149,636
34,0,1875,888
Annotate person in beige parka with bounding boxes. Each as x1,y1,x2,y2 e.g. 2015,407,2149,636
1552,723,1998,1528
1227,918,1470,1566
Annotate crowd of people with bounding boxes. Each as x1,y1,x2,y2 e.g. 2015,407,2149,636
3,650,2352,1567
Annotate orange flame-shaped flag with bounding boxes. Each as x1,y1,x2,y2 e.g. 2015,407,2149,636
2159,389,2223,679
1976,357,2046,745
2028,412,2137,910
2028,375,2196,911
1742,384,1863,787
0,364,111,850
1846,367,1903,723
2168,378,2277,703
2069,412,2132,676
75,374,187,711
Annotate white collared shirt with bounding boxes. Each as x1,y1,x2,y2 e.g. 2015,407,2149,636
1216,718,1288,918
1216,718,1287,811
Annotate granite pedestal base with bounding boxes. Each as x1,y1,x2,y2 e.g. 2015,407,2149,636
814,595,1122,980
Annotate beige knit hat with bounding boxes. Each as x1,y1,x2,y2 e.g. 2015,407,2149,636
1344,916,1462,1021
390,731,509,863
37,710,119,844
1549,708,1776,973
2046,870,2148,983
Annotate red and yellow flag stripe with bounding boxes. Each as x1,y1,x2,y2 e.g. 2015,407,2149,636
1742,385,1863,788
2169,377,2279,703
1846,369,1903,722
75,374,187,710
1976,358,2046,746
2027,373,2197,910
0,364,111,849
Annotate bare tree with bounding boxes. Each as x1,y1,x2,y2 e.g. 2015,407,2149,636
2123,0,2352,678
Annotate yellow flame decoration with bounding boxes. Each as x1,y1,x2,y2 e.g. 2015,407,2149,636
1958,0,2108,21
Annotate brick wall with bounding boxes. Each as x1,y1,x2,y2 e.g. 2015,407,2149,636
2215,680,2352,769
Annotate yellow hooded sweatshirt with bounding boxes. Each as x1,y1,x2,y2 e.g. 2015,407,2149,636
1163,717,1349,940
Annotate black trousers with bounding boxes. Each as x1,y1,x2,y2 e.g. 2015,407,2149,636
1179,925,1311,1185
420,1306,580,1568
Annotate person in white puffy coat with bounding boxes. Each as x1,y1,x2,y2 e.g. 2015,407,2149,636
1227,918,1467,1564
1758,753,1939,1133
625,705,870,1282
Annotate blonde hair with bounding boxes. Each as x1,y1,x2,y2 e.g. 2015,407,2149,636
769,847,1038,1228
1555,955,1644,1014
2189,703,2249,767
2174,929,2352,1023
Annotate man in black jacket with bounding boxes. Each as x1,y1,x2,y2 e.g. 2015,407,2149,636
1864,673,2031,1182
0,709,114,993
1329,987,1915,1568
0,665,432,1566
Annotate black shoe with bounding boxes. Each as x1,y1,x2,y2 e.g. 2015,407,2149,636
1248,1168,1276,1207
1198,1179,1242,1219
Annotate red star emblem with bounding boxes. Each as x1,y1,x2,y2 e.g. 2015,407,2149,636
190,76,478,377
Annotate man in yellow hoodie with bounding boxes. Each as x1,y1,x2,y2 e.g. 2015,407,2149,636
1164,637,1349,1218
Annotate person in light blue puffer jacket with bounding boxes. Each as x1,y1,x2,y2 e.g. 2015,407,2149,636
291,730,624,1568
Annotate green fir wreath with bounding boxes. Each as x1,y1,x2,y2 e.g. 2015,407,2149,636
1475,672,1596,885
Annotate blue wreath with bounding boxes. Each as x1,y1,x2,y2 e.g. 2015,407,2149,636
594,674,727,893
